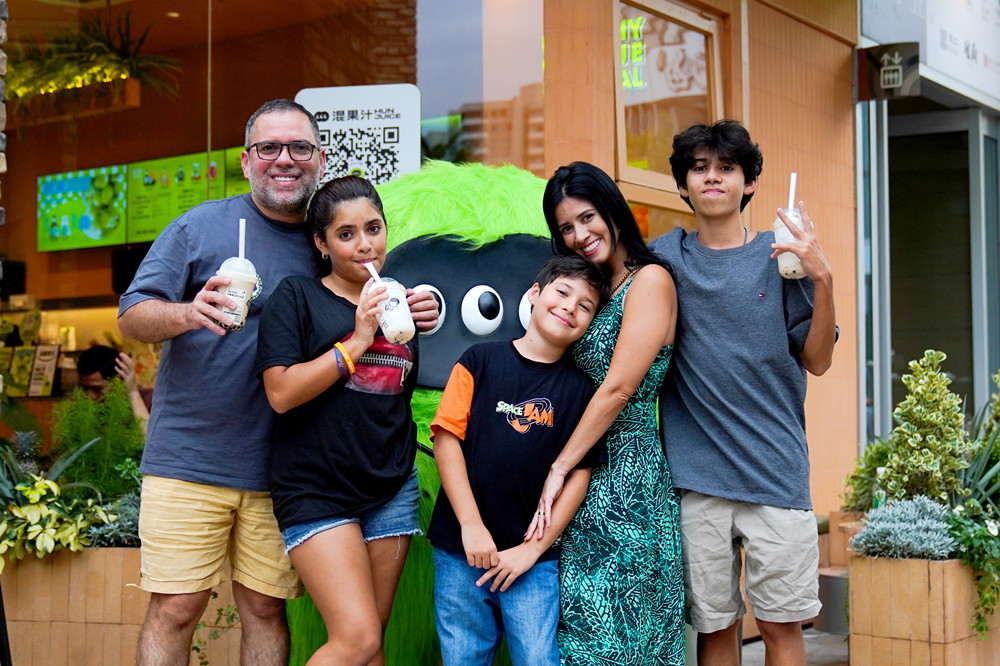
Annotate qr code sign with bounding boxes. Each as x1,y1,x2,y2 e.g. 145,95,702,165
321,127,401,185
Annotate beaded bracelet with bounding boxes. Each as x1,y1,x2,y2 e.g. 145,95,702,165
334,342,356,376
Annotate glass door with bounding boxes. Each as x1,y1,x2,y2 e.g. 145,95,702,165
880,110,1000,419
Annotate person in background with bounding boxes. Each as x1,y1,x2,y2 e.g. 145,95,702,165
118,97,441,666
76,344,151,430
650,119,836,666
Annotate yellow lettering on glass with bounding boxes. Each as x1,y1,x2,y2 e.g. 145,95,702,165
620,16,645,41
619,16,647,89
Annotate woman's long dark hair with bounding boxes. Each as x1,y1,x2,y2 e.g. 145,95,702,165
542,162,670,272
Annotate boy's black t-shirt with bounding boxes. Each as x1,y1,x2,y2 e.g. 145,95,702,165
255,275,418,531
428,341,603,561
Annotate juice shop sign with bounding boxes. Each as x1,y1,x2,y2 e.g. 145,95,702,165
621,16,646,89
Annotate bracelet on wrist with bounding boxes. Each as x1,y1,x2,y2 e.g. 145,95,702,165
334,342,356,376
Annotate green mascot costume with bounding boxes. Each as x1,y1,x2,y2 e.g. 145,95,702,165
287,160,553,665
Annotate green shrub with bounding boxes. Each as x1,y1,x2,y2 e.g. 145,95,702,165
842,437,891,512
878,350,973,504
948,498,1000,635
50,378,145,501
851,496,955,560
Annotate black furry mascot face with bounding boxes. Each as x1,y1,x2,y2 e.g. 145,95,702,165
377,160,555,389
387,234,553,388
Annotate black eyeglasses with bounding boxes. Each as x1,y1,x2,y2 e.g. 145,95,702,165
247,141,317,161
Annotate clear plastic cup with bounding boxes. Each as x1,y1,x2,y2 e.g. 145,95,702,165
215,257,258,331
375,278,415,344
772,208,805,280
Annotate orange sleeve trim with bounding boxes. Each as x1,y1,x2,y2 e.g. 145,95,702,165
430,363,475,442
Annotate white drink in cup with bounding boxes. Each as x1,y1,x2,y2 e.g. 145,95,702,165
373,277,415,344
772,208,805,280
215,256,258,331
363,262,415,344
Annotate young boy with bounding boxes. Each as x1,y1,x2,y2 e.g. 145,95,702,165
649,120,837,666
427,255,608,666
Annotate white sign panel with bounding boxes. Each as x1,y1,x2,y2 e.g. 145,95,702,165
925,0,1000,103
295,84,422,185
861,0,1000,109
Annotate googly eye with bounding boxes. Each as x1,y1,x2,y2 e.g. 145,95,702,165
518,289,532,331
462,285,503,336
411,284,445,336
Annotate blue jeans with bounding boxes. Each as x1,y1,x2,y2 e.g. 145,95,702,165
433,548,559,666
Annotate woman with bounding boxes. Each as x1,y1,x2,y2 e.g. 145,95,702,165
526,162,685,664
255,176,435,666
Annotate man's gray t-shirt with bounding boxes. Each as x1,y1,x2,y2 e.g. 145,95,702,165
650,227,815,510
118,194,317,491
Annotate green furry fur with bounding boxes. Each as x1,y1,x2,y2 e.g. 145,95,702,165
379,160,550,251
287,161,550,665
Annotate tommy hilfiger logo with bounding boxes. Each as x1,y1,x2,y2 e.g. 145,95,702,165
496,398,554,433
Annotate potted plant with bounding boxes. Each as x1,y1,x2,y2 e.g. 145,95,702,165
6,11,181,125
846,351,1000,664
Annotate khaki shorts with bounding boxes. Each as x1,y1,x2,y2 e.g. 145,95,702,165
138,475,303,599
680,490,821,633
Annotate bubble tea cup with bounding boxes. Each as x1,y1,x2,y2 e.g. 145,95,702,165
214,257,258,331
772,208,806,280
365,263,415,344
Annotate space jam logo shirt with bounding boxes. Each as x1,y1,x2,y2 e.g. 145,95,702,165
427,341,605,556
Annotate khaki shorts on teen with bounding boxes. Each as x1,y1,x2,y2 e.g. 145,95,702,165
680,490,821,633
138,475,303,599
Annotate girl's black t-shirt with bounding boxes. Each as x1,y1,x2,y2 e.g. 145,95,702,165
255,274,418,531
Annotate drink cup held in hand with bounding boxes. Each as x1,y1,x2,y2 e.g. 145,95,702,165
772,208,806,280
215,257,258,331
373,277,415,345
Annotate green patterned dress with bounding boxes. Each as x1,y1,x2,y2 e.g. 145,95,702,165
558,277,685,665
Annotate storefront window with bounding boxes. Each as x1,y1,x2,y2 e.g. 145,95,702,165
4,0,543,302
615,0,721,194
628,201,694,241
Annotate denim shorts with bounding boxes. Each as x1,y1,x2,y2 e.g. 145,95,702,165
281,466,422,553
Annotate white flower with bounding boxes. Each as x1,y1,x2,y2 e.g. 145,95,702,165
987,521,999,537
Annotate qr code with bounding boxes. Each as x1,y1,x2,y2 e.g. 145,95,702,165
320,127,400,185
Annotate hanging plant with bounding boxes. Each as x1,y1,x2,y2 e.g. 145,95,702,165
7,11,181,103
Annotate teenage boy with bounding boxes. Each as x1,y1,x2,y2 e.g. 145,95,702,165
428,255,608,666
649,119,837,666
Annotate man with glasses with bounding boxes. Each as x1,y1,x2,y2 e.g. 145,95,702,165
119,98,437,665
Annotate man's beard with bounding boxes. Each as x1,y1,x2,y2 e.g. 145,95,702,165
249,168,320,217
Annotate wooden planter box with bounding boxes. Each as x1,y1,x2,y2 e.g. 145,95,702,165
0,547,241,665
850,556,1000,665
828,509,862,566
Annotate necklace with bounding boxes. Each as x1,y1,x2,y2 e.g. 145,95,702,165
611,267,635,293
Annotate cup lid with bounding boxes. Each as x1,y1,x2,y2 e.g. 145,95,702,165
219,256,257,277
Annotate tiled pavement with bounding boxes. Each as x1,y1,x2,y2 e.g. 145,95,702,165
741,628,849,666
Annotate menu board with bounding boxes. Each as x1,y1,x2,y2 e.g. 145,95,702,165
224,146,252,198
37,166,128,251
127,150,226,243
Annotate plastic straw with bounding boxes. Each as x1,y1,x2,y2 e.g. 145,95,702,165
364,261,382,283
238,218,246,259
787,173,797,210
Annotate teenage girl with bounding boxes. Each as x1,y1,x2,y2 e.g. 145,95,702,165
255,175,437,666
